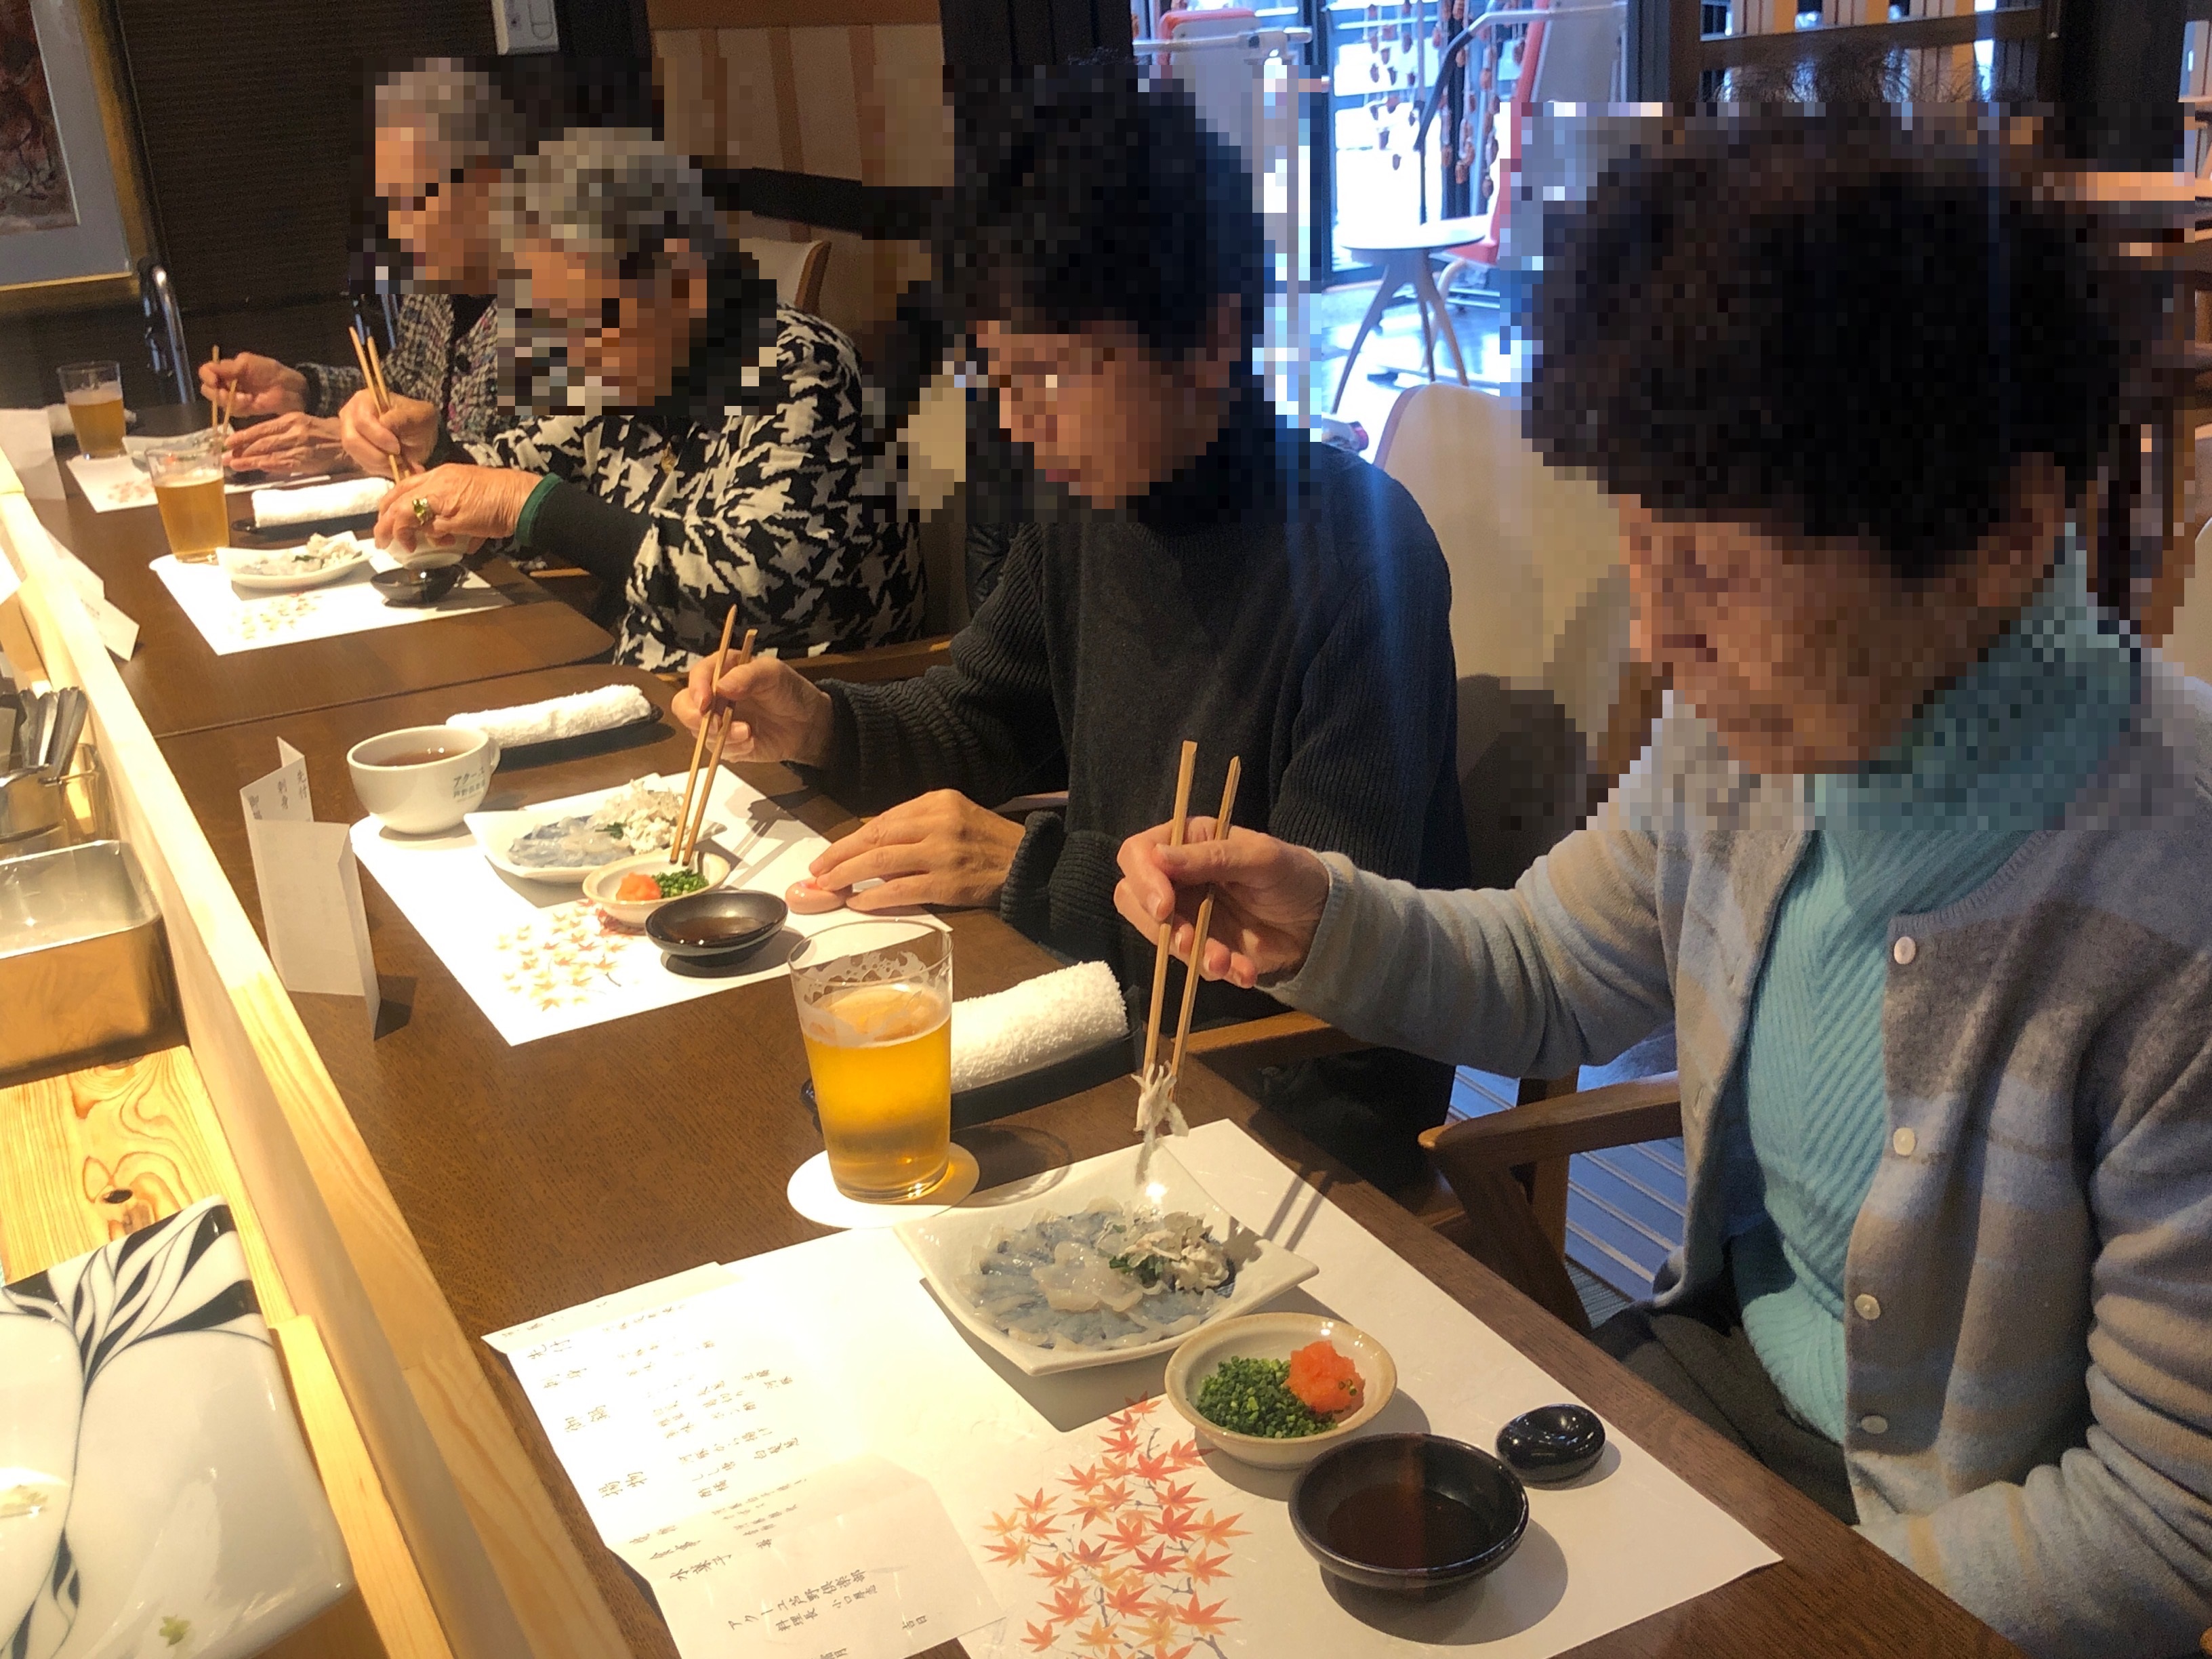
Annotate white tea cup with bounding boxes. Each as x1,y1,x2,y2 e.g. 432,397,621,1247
346,724,498,834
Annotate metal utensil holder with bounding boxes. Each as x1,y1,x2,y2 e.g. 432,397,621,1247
0,749,112,857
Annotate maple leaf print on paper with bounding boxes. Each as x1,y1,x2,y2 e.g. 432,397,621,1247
492,903,641,1015
979,1397,1243,1658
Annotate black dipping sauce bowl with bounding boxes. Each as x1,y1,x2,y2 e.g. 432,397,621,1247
371,563,462,607
1289,1433,1528,1600
645,889,787,969
1496,1404,1606,1485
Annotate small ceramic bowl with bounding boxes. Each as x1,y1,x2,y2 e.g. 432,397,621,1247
346,724,497,835
371,562,461,607
581,848,736,927
645,889,787,966
1164,1312,1396,1470
1290,1433,1528,1600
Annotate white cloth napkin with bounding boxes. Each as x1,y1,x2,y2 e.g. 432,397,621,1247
251,476,390,527
950,960,1128,1093
447,684,655,750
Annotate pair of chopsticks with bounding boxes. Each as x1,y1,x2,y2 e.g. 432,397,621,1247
673,609,758,866
1141,739,1244,1090
346,325,406,486
206,346,238,437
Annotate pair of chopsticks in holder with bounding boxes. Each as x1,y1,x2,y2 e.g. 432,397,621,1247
346,325,406,486
1140,739,1244,1099
672,609,758,867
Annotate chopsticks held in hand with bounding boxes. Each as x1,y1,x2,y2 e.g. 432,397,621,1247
347,325,405,486
1166,756,1242,1088
1141,740,1200,1082
206,346,237,438
674,615,758,866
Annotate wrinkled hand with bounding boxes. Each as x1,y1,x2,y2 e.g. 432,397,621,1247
1114,821,1330,989
199,352,306,416
339,388,438,476
807,790,1026,912
371,464,535,555
674,653,835,769
223,412,346,478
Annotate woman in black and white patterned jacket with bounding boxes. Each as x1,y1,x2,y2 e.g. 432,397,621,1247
340,129,924,667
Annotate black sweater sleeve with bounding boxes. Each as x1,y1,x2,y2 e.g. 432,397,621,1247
806,526,1065,813
519,480,649,584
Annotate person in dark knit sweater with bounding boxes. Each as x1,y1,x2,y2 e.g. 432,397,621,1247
676,56,1469,1183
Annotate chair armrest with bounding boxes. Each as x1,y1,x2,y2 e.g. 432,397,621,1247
1417,1075,1681,1172
1181,1010,1370,1067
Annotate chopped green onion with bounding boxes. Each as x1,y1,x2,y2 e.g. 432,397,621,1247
1194,1357,1334,1439
655,868,707,898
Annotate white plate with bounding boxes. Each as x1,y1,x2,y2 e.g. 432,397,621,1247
580,847,737,925
216,533,371,592
0,1197,352,1657
893,1143,1319,1377
466,799,732,884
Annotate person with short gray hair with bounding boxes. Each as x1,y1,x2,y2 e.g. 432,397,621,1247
342,129,924,665
201,58,525,476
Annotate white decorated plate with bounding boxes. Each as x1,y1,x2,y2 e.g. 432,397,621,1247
466,798,727,886
0,1197,352,1658
894,1144,1319,1377
216,532,371,592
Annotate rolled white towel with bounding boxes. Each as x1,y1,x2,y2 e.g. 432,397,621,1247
251,476,391,528
448,684,655,750
951,960,1128,1094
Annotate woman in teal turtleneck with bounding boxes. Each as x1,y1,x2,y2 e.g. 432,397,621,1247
1110,124,2212,1659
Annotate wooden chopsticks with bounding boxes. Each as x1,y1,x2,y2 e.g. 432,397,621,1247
674,615,758,866
1141,740,1200,1081
1167,755,1242,1088
348,325,405,485
207,346,237,438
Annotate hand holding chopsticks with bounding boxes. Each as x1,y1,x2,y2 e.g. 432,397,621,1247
348,325,407,486
673,615,758,867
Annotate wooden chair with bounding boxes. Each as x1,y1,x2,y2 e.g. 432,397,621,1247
737,236,832,314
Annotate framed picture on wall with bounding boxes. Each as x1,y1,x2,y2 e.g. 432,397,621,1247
0,0,154,311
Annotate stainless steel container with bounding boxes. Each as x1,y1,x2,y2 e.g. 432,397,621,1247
0,840,179,1082
0,754,112,858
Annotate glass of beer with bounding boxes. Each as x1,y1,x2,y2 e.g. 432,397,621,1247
57,361,126,457
790,919,953,1201
144,430,229,558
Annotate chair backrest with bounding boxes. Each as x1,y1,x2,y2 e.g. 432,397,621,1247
737,237,832,314
2164,518,2212,684
1526,1,1622,106
1375,382,1629,743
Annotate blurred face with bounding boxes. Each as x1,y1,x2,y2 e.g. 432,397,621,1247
375,125,498,291
978,301,1240,506
512,241,709,414
1619,468,2060,775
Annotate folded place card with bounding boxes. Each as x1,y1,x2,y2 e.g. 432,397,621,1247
241,741,379,1027
38,527,136,660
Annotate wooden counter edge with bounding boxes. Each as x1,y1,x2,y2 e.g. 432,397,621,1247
0,495,628,1659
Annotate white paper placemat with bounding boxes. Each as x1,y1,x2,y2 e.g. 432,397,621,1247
64,443,265,513
149,548,508,655
489,1120,1780,1659
351,767,840,1044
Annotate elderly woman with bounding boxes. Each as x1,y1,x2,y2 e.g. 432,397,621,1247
1118,124,2211,1659
342,129,922,666
200,63,523,477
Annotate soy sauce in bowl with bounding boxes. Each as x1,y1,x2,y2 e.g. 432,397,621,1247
1325,1483,1496,1572
1289,1433,1528,1599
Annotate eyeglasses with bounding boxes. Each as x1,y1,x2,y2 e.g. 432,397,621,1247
384,167,470,215
981,340,1120,401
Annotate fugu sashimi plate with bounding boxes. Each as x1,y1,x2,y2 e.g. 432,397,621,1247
894,1144,1318,1376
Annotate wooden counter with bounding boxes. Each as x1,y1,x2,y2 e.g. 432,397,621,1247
0,458,2023,1659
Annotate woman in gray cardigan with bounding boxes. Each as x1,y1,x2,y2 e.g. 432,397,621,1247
1116,124,2212,1659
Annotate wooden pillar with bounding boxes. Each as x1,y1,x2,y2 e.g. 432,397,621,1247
1625,0,1706,104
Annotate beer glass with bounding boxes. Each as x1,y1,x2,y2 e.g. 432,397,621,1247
790,919,953,1200
57,361,125,457
144,430,228,558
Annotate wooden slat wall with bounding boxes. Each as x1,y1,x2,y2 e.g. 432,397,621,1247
655,18,951,340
